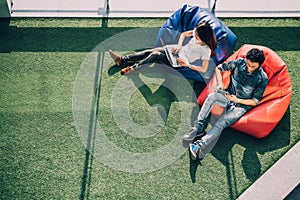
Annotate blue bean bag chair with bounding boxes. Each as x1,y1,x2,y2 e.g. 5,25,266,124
154,4,237,82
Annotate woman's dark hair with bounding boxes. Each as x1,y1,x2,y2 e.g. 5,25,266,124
246,48,265,65
195,22,218,56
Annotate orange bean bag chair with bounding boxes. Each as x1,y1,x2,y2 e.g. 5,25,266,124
197,44,292,138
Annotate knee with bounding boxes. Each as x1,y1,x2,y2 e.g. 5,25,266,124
208,120,230,137
214,120,230,130
150,51,161,57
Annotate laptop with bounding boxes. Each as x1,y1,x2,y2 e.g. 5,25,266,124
160,38,181,68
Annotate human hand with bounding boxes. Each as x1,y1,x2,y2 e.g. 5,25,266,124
172,46,181,54
226,94,239,103
176,57,189,67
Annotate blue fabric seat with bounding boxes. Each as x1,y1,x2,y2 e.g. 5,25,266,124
154,4,237,82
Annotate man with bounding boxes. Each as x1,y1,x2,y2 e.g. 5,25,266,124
183,48,268,160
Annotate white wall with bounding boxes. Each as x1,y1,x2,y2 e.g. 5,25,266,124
11,0,108,17
10,0,300,18
214,0,300,17
108,0,200,17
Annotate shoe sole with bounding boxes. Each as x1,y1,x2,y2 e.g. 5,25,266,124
182,131,206,143
120,68,136,75
189,144,198,160
189,144,206,161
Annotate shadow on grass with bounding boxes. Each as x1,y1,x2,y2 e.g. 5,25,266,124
129,74,177,123
79,50,104,200
108,62,204,125
127,69,180,123
1,26,300,53
0,18,11,36
0,25,134,53
188,133,210,183
125,70,206,183
108,59,207,126
209,106,291,199
231,27,300,51
189,150,203,183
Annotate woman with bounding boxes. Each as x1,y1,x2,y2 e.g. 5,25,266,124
109,22,217,75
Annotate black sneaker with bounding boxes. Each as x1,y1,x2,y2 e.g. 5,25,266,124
182,127,205,142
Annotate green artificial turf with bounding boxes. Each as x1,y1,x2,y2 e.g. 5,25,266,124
0,17,299,199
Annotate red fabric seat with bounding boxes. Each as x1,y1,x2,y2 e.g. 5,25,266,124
197,44,292,138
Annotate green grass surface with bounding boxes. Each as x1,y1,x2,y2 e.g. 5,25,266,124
1,17,300,199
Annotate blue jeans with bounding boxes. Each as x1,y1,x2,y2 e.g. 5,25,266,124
195,92,247,147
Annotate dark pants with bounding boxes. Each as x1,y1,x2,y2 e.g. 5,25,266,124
122,47,171,69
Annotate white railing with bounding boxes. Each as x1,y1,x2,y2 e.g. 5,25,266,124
7,0,300,18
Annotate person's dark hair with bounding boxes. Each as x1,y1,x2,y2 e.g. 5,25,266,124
195,22,218,56
246,48,265,65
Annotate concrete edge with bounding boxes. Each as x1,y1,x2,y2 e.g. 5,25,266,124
237,141,300,200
